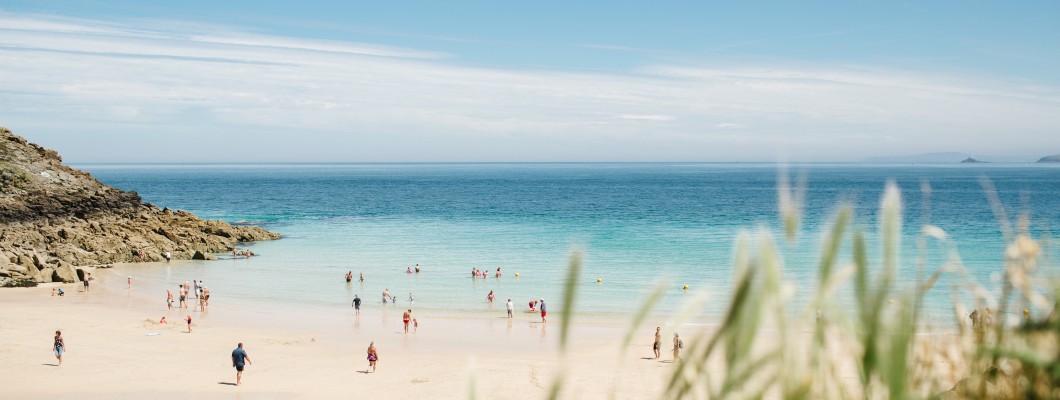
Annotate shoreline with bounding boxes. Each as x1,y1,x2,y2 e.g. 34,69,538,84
0,261,967,399
0,268,686,399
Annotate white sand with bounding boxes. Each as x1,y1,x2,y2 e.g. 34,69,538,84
0,269,685,399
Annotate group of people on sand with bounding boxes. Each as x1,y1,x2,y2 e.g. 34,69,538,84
652,326,684,362
471,267,501,278
158,279,212,332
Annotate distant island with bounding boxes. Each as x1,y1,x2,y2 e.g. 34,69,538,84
1037,154,1060,163
862,152,1032,163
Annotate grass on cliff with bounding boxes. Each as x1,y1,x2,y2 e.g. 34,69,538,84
501,177,1058,400
0,161,31,193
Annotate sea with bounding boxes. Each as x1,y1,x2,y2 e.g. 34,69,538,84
77,163,1060,326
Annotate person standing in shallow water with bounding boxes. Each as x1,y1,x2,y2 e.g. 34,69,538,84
352,294,361,315
231,342,252,385
538,297,546,322
366,342,378,373
506,299,514,318
53,330,65,367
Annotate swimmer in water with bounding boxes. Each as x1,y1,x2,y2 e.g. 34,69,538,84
345,271,353,283
487,290,494,303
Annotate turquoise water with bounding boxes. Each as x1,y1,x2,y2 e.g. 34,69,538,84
79,163,1060,322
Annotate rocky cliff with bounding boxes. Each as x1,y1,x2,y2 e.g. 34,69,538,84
0,127,281,286
1037,154,1060,163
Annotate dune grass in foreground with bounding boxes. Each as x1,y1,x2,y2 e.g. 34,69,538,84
530,179,1059,399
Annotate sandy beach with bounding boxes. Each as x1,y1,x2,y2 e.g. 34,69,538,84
0,266,690,400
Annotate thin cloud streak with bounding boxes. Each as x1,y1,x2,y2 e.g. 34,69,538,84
0,13,1057,162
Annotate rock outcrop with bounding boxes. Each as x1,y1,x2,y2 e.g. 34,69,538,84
0,126,280,286
1037,154,1060,163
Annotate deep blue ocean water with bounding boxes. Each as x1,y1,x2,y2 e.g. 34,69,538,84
78,163,1060,324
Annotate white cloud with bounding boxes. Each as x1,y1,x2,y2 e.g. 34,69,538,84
0,13,1057,162
613,114,674,121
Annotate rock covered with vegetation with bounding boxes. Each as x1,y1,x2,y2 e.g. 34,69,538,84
0,126,280,286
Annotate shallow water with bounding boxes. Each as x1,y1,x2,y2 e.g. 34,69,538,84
80,163,1060,323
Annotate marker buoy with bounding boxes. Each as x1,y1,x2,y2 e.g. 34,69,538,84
682,285,689,290
515,273,520,277
597,278,602,284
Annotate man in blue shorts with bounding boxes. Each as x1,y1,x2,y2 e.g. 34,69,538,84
231,342,252,385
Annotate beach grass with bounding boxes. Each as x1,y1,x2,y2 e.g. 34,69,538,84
537,178,1058,399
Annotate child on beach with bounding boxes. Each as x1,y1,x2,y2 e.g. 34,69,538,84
413,318,418,333
366,342,378,373
53,330,65,366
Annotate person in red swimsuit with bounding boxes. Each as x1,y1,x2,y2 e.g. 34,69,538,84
402,309,412,334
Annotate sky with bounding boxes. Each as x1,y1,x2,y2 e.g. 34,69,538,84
0,1,1058,162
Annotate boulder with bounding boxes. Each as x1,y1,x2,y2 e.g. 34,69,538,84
53,262,79,283
36,267,53,283
191,251,213,260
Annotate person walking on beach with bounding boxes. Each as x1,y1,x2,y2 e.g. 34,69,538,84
672,333,683,362
539,299,547,323
352,294,361,315
83,274,90,293
186,315,193,333
179,285,188,309
53,330,65,367
127,276,132,289
366,342,378,373
506,299,514,318
653,327,662,359
231,342,252,385
403,309,412,334
167,290,174,311
164,251,171,262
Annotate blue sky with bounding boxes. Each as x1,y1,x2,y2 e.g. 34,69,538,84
1,1,1058,162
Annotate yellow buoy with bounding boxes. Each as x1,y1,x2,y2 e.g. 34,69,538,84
682,285,689,290
515,273,520,277
597,278,602,284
